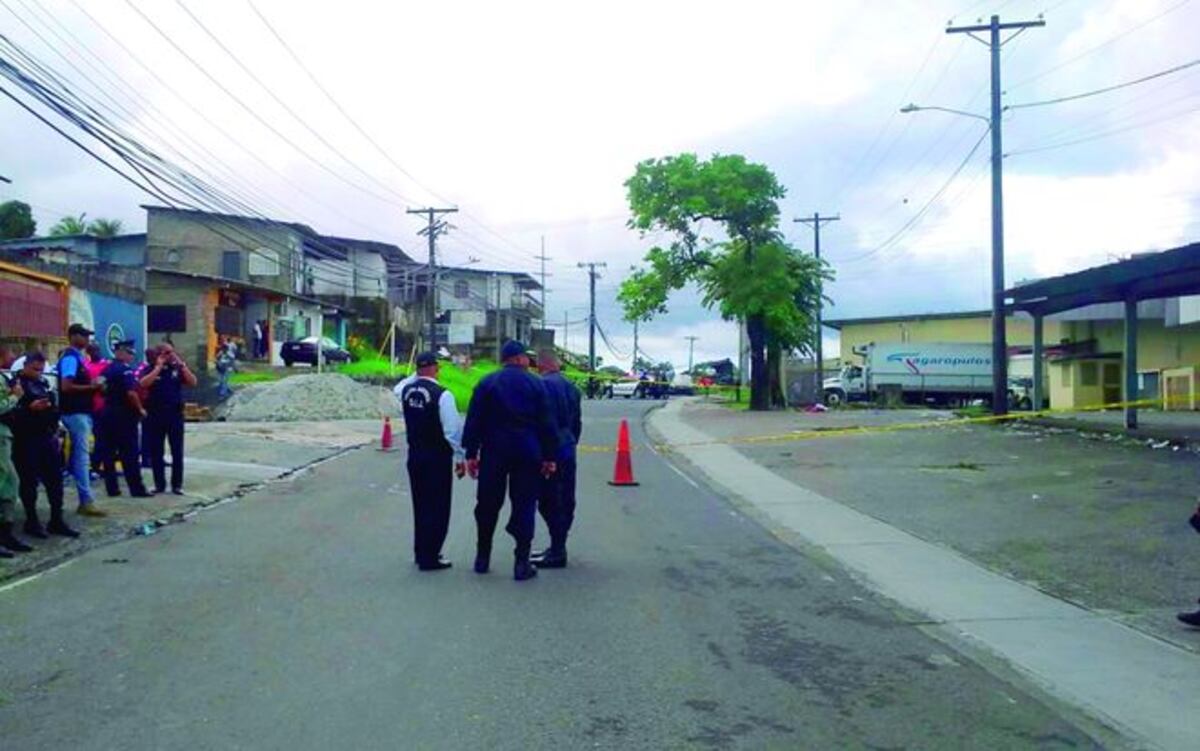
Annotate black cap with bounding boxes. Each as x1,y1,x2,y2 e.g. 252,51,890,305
68,323,94,337
113,339,136,352
500,340,528,360
415,351,438,368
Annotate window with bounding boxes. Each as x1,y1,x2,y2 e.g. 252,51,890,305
222,250,242,280
1079,362,1099,387
249,248,280,276
454,279,470,299
148,305,187,333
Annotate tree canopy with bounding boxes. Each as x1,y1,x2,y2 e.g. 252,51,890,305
618,153,831,410
88,218,123,238
49,213,88,237
0,200,36,240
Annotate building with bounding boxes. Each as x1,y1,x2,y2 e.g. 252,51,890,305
143,207,406,370
391,262,543,358
826,242,1200,418
0,235,147,357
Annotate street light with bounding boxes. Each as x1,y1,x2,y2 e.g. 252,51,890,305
901,100,1008,415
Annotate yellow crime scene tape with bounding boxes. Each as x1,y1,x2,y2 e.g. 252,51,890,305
573,395,1187,454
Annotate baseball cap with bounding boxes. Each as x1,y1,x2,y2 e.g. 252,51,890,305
415,351,438,368
113,339,136,352
68,323,94,337
500,340,528,360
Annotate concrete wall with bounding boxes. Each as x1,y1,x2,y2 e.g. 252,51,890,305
146,209,303,298
146,273,215,370
1049,359,1124,409
1061,318,1200,371
836,315,1060,363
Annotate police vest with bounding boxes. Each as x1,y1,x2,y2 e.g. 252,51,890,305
57,348,93,415
401,379,450,453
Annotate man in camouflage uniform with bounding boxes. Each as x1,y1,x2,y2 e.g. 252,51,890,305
0,345,33,556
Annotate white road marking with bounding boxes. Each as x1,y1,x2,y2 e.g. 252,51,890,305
665,461,700,489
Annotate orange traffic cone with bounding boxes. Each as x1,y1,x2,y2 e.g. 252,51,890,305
608,418,639,486
378,416,395,452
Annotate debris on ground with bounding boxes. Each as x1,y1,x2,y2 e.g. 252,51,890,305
216,374,400,422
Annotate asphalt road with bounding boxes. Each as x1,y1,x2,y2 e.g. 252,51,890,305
0,400,1110,750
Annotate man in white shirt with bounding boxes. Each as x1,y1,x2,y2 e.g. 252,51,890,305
394,352,465,571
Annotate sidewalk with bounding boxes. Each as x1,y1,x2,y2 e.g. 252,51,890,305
1,419,381,584
649,399,1200,751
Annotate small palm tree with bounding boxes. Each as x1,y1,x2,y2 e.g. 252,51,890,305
49,213,88,237
88,218,123,238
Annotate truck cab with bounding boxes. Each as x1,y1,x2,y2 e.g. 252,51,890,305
823,364,866,406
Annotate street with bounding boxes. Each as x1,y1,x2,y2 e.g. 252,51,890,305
0,400,1110,750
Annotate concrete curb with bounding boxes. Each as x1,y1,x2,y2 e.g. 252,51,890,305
649,398,1200,751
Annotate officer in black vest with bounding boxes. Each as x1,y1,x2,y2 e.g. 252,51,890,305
98,340,151,498
462,340,559,581
394,352,464,572
10,352,79,539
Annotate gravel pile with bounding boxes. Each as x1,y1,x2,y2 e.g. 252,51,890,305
218,373,400,422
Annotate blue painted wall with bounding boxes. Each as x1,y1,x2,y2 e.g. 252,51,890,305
69,288,145,358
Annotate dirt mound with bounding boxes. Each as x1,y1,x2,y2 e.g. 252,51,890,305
218,373,399,422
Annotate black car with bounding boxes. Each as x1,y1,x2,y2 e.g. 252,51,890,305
280,336,352,366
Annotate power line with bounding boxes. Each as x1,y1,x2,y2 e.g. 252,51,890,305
1008,57,1200,110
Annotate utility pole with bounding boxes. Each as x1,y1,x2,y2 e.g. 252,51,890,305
406,206,458,351
578,262,606,372
563,310,569,352
946,14,1044,416
533,236,552,334
632,320,639,370
794,212,839,385
685,335,699,373
492,272,502,362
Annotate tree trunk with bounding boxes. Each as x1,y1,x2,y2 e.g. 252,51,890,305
767,339,786,408
747,313,769,411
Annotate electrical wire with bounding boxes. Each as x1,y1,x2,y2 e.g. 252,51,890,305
1007,57,1200,110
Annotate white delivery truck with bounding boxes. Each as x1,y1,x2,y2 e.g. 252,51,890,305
823,342,1028,408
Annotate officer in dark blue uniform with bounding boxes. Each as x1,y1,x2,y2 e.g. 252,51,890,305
394,352,464,572
532,349,582,569
98,340,151,498
462,340,559,581
10,352,79,539
139,342,197,495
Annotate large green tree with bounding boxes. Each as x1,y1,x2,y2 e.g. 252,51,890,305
618,153,830,410
0,200,36,239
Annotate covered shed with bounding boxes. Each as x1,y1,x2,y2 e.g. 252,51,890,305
1004,241,1200,428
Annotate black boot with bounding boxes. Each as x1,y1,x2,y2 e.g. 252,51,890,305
0,522,33,553
1178,609,1200,628
46,514,80,538
474,542,491,574
0,545,12,558
513,557,538,581
23,518,47,539
533,547,568,569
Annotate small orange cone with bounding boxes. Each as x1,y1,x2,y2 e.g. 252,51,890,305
608,418,639,486
378,416,395,452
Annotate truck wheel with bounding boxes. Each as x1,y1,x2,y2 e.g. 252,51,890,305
824,390,845,407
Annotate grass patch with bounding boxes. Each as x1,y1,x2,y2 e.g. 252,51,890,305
229,371,284,385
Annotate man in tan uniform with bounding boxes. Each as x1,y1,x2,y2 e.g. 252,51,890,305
0,345,34,556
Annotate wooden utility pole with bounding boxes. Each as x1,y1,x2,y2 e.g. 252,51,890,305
577,262,607,372
533,236,552,333
794,212,839,383
406,206,457,350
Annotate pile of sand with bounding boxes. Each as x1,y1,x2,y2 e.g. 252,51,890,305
218,373,400,422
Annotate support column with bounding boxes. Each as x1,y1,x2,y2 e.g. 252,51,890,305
1124,297,1138,430
1032,313,1044,411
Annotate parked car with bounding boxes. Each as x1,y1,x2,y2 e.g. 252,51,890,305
670,373,695,396
280,336,352,366
610,380,642,398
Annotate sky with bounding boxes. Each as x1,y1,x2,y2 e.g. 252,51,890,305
1,0,1197,371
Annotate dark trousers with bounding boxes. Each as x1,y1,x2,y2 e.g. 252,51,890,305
537,453,578,551
406,448,453,566
98,413,148,496
474,452,539,559
145,407,185,492
13,433,64,524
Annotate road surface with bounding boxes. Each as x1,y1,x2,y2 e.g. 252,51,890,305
0,400,1111,749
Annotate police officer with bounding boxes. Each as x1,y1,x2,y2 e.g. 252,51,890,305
394,352,465,572
462,340,559,581
140,342,197,495
98,340,151,498
10,352,79,540
0,345,34,555
532,349,582,569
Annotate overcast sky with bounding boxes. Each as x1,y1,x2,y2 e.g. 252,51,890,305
1,0,1197,370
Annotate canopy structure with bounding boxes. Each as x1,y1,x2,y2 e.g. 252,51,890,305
1004,241,1200,428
